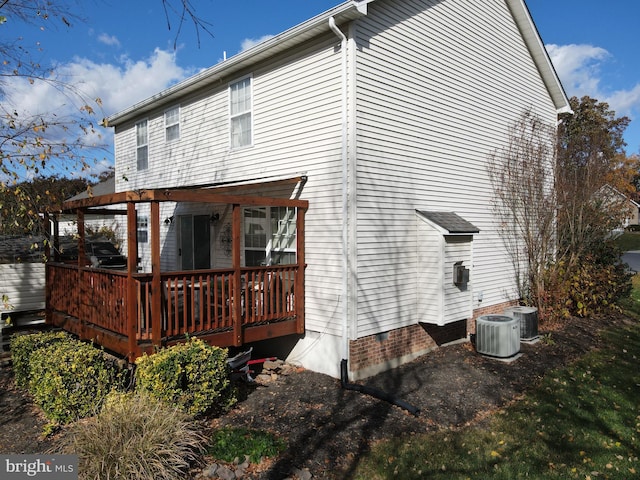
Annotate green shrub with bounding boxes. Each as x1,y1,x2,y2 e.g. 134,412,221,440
208,427,286,464
134,338,235,416
10,330,71,388
58,391,206,480
28,339,125,425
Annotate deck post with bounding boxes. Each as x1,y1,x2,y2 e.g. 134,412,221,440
296,207,306,334
43,212,51,327
232,204,242,346
150,201,162,350
126,203,139,361
77,209,86,339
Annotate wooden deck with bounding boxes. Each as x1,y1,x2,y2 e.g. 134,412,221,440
46,263,304,360
45,180,309,362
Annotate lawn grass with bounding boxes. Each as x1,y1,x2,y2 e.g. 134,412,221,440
353,316,640,479
615,231,640,251
619,274,640,319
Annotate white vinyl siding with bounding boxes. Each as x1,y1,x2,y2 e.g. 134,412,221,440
109,0,562,359
165,106,180,142
229,76,253,148
352,0,557,337
112,35,345,336
0,263,45,315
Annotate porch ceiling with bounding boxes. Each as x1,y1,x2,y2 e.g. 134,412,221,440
60,176,308,213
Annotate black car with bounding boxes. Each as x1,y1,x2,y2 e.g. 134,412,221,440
59,239,127,270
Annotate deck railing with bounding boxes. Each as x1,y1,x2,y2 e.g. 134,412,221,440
46,263,300,356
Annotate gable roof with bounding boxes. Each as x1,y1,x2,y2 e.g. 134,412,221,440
107,0,569,127
67,176,115,202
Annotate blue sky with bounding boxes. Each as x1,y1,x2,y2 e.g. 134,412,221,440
3,0,640,179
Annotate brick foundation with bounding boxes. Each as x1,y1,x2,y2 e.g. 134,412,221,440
349,300,519,378
467,299,520,334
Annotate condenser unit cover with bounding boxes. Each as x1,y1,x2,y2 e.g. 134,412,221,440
504,306,539,340
476,315,520,358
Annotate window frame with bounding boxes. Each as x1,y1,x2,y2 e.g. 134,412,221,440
136,119,149,171
229,75,253,149
137,215,149,244
243,206,296,267
164,105,180,143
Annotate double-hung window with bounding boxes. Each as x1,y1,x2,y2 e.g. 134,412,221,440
165,106,180,142
136,119,148,170
243,206,296,266
137,215,149,243
229,76,252,148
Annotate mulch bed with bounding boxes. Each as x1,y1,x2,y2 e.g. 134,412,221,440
0,313,633,479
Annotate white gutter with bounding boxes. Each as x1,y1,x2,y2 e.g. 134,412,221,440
108,1,373,126
329,16,350,362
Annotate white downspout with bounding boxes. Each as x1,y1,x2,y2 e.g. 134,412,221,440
329,16,350,363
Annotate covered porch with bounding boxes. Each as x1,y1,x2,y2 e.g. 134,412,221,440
45,179,308,362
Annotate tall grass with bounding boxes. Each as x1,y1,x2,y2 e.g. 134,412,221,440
57,392,207,480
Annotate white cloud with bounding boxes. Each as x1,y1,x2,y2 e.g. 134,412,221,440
546,43,609,97
547,43,640,120
240,35,274,52
3,47,189,118
97,33,121,47
0,48,191,177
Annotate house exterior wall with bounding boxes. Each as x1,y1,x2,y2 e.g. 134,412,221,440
350,0,558,350
109,0,564,379
416,219,444,323
113,35,350,342
0,263,46,316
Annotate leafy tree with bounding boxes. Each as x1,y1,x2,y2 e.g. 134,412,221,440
556,96,635,266
489,98,636,319
0,175,89,235
0,1,211,235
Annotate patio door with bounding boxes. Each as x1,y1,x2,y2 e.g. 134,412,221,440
179,214,210,270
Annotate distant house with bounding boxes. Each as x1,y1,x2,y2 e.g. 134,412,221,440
56,177,124,241
49,0,569,379
597,185,640,230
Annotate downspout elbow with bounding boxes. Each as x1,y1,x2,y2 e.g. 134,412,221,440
329,17,347,44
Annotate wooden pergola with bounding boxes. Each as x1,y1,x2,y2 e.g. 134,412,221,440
45,179,308,362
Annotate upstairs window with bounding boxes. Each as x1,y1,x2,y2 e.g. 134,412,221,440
136,119,148,170
229,76,252,148
165,106,180,142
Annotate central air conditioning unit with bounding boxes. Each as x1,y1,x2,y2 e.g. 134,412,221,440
504,306,539,341
475,315,520,358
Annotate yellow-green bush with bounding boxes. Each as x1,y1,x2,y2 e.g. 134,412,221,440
58,391,206,480
134,338,235,416
541,254,632,321
28,339,125,425
10,330,72,388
